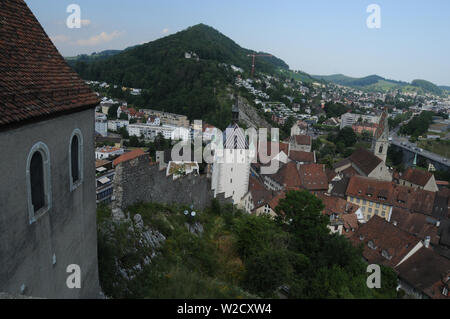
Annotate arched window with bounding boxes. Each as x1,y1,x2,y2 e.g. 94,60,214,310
379,145,383,154
26,142,51,223
71,136,79,183
30,152,45,212
69,129,84,191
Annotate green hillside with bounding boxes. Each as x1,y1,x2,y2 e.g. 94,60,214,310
69,24,289,127
313,73,444,95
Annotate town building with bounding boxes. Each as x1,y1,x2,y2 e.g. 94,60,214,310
95,146,125,160
398,167,439,192
288,135,312,153
340,112,379,129
334,148,392,182
95,112,108,137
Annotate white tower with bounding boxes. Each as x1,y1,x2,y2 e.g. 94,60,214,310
211,97,253,204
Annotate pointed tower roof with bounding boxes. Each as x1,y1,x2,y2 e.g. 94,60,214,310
0,0,99,130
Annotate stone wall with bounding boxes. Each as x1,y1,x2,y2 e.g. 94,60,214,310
112,155,232,211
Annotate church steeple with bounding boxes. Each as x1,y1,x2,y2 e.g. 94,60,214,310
372,107,389,163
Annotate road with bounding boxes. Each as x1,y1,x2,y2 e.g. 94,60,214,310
389,124,450,167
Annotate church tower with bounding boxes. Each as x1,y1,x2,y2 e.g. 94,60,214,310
211,96,252,204
372,107,389,163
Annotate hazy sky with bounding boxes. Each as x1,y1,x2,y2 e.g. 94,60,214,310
25,0,450,86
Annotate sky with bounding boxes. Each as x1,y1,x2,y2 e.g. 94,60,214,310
25,0,450,86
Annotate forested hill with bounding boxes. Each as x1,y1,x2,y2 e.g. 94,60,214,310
69,24,289,127
312,73,444,96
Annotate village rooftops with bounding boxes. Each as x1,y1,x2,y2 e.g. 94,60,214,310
396,247,450,299
346,176,436,213
0,0,99,130
347,148,382,176
350,215,422,268
400,168,433,187
298,164,328,191
289,135,312,146
288,150,315,163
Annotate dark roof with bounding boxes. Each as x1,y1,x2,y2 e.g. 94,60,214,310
270,162,302,189
0,0,99,129
348,148,382,175
289,150,315,163
390,208,439,244
396,247,450,299
433,190,450,220
401,168,433,187
330,176,350,198
350,215,421,268
439,219,450,247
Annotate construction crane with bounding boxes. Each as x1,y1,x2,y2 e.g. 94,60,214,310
247,53,272,77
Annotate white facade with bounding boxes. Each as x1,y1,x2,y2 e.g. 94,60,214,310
107,120,129,131
340,113,380,129
95,147,124,160
171,126,190,141
211,124,254,204
95,113,108,137
127,123,176,140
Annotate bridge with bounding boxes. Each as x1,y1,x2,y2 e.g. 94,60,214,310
389,138,450,171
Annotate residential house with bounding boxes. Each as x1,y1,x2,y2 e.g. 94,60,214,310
334,148,392,181
289,135,312,153
399,168,439,192
350,216,423,268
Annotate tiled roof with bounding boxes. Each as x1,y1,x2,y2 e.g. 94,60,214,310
268,191,287,211
299,164,328,191
317,193,359,216
346,176,436,215
257,141,289,162
350,215,421,268
400,168,433,187
113,149,146,166
0,0,99,129
348,148,382,175
396,247,450,299
390,208,439,244
290,135,312,146
270,162,302,189
288,150,315,163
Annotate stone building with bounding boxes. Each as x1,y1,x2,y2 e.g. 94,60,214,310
0,0,100,298
372,108,389,163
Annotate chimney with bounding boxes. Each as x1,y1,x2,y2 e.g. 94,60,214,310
424,236,431,248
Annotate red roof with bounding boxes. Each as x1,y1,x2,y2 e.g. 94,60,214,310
401,168,433,187
0,0,99,129
350,215,421,268
299,164,328,191
289,150,315,163
346,176,436,215
291,135,312,146
113,149,146,166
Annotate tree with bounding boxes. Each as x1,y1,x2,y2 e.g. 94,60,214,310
336,127,357,147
